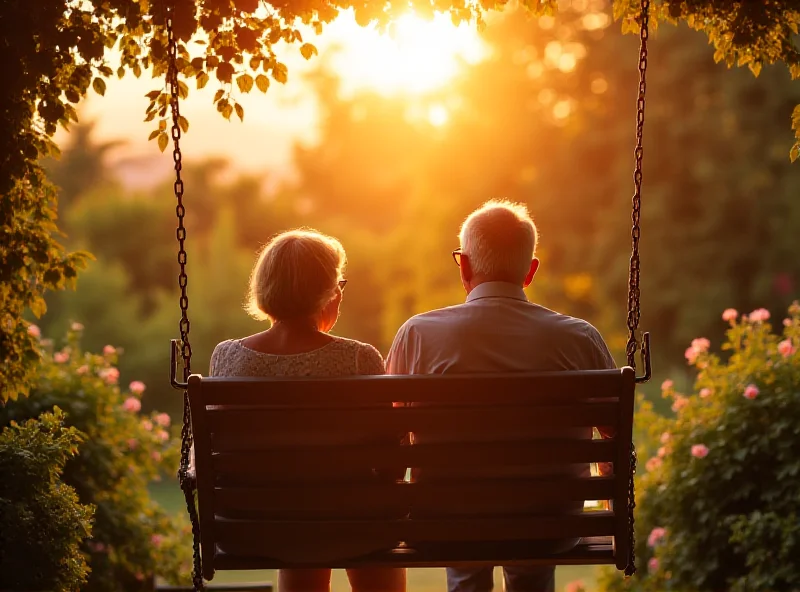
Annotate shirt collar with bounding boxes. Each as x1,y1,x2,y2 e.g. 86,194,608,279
466,281,528,303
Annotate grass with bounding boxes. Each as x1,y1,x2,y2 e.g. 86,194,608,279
151,482,601,591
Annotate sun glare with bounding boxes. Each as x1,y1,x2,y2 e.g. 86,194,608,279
330,12,487,97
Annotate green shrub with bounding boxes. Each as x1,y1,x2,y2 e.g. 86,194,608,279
599,302,800,591
0,325,191,590
0,408,94,591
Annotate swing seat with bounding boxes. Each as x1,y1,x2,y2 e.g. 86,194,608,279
188,367,635,581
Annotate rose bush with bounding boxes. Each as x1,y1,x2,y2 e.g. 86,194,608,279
600,302,800,591
0,325,191,590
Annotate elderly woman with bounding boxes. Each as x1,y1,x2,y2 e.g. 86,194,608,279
209,229,406,592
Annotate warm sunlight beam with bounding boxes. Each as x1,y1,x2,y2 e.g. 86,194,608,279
330,12,487,97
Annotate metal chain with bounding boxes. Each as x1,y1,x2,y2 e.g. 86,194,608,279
166,6,204,591
623,0,649,578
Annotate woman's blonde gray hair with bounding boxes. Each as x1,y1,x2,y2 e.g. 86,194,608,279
246,229,346,322
459,199,538,283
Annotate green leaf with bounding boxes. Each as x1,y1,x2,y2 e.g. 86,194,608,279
299,43,318,60
146,90,161,100
222,103,233,120
790,144,800,163
148,129,160,141
236,73,254,93
157,132,169,152
255,74,269,93
92,77,106,96
272,62,288,84
235,102,244,121
213,89,225,103
65,89,80,103
178,115,189,133
196,71,210,89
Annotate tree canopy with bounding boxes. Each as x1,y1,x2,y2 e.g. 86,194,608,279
2,0,800,401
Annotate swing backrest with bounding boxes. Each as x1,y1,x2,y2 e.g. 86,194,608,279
188,367,635,580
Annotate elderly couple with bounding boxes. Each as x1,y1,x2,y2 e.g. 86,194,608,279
210,200,615,592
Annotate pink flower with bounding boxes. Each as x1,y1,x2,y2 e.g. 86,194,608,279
647,527,666,547
661,379,673,391
722,308,738,322
648,557,659,572
129,380,146,395
657,446,667,458
784,318,792,327
88,541,107,553
70,322,84,332
699,388,712,398
99,367,119,385
123,397,141,413
27,324,41,338
691,338,710,353
565,580,585,592
157,430,169,442
748,308,770,323
151,534,164,548
76,365,89,375
744,384,759,399
127,438,138,450
103,345,117,356
645,457,662,472
778,339,795,358
671,396,689,412
135,573,144,582
660,432,670,444
142,419,153,431
691,444,709,458
685,346,699,365
151,451,162,462
155,413,171,427
53,351,70,364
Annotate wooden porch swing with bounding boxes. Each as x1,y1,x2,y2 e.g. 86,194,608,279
164,1,653,590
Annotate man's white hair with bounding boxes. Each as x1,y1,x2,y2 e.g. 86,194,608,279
459,199,538,283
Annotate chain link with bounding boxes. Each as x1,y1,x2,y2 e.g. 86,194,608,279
623,0,649,577
166,5,204,590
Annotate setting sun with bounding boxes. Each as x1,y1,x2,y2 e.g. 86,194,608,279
329,12,487,97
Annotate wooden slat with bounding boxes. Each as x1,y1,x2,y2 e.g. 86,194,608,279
215,513,616,553
213,537,616,569
613,366,636,570
195,370,626,406
214,477,615,515
207,404,618,443
211,440,615,475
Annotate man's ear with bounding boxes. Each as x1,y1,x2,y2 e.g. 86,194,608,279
523,258,540,288
460,253,473,285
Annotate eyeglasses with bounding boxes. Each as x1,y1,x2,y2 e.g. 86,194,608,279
338,279,348,291
452,248,463,267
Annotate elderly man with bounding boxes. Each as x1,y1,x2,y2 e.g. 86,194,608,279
386,199,615,592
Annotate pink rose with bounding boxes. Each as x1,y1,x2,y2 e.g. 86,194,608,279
657,446,667,458
778,339,795,358
784,318,792,327
748,308,770,323
155,413,171,427
70,322,84,332
699,388,712,398
691,338,710,353
661,379,673,391
744,384,759,400
157,430,169,442
53,351,69,364
103,345,117,356
123,397,141,413
691,444,709,458
685,346,699,365
722,308,738,322
76,365,89,375
645,457,662,472
127,438,138,450
151,534,164,548
129,380,146,395
671,396,689,412
565,580,585,592
151,451,162,462
142,419,153,431
27,324,41,338
648,557,659,572
88,541,107,553
99,367,120,385
660,432,670,444
647,527,666,547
